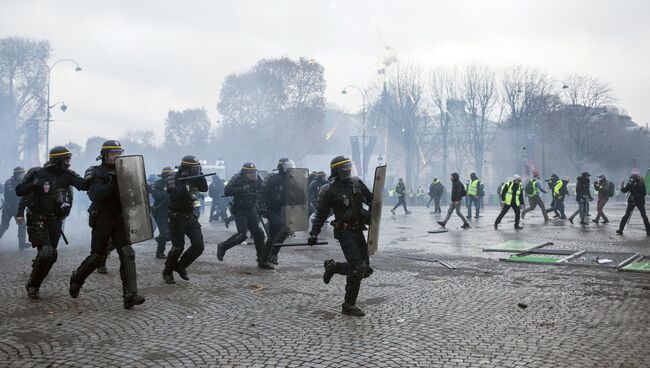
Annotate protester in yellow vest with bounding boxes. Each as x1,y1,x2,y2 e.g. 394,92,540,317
494,175,525,230
466,172,481,219
521,169,550,222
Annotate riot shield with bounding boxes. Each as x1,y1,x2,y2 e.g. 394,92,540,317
115,155,154,244
285,168,309,232
367,165,387,255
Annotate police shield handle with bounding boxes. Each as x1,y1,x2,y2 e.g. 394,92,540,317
114,155,154,244
367,165,387,256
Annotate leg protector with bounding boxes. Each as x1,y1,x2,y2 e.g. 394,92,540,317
27,245,57,289
70,252,103,298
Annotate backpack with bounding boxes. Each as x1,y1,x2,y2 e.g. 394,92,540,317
460,183,467,197
607,182,615,198
525,180,535,196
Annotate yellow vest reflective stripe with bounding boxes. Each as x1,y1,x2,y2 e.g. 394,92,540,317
554,180,563,196
468,179,479,196
504,181,521,206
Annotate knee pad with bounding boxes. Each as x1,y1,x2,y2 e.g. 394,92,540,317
37,245,56,263
350,261,367,279
234,233,248,244
117,245,136,260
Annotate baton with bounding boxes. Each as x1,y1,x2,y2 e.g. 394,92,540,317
177,173,217,181
61,230,69,245
273,241,328,247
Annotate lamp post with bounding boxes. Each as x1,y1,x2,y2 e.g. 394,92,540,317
45,59,82,162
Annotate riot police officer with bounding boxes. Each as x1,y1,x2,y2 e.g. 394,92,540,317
69,140,145,309
261,158,295,265
162,156,209,284
0,167,28,249
16,146,87,299
308,171,328,217
308,155,373,317
217,162,272,269
152,166,173,259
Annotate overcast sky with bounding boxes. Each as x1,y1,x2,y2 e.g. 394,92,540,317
2,0,649,149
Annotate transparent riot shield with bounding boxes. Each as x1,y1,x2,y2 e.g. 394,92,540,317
367,165,387,255
115,155,154,244
284,168,309,232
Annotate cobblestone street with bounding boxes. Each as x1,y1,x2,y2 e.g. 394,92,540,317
1,204,648,367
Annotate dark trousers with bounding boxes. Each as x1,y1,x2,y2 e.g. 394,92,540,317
329,230,370,306
237,208,266,262
166,212,205,271
266,209,288,261
595,197,609,223
153,212,170,255
619,201,650,232
26,216,63,288
392,196,408,213
495,204,521,228
0,207,27,248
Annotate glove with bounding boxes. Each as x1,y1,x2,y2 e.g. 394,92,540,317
307,235,318,246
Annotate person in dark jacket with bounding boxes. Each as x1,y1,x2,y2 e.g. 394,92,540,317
616,173,650,235
69,140,145,309
437,173,469,229
426,177,444,213
390,178,411,215
151,167,173,259
569,172,592,225
593,174,612,224
0,167,27,249
208,175,225,222
494,175,525,230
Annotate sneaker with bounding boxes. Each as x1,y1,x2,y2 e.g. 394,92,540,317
568,218,574,224
515,225,524,230
461,223,471,229
341,303,365,317
436,221,446,229
406,211,412,215
390,209,395,215
592,219,598,224
615,229,623,235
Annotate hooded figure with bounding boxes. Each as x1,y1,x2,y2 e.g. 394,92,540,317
617,173,650,235
437,173,470,229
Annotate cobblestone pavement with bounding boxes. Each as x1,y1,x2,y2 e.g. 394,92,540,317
0,203,648,367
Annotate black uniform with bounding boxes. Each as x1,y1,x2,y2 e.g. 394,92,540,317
151,176,171,258
163,170,209,284
427,179,444,213
0,173,27,248
208,176,226,222
308,175,328,217
617,175,650,235
217,172,268,267
310,175,373,316
17,162,86,298
261,171,290,265
69,140,145,309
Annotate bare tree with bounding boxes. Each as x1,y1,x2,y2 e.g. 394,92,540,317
428,68,459,178
459,64,499,178
555,73,615,172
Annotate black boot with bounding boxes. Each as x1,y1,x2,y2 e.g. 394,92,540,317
70,253,103,298
342,274,364,316
118,246,145,309
217,233,246,261
26,246,57,299
176,244,204,281
163,246,183,284
97,254,108,274
323,259,335,284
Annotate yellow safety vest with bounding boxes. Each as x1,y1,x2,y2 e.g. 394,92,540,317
468,179,479,196
553,180,563,196
504,181,521,206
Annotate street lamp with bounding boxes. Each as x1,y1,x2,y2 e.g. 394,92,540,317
45,59,82,162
